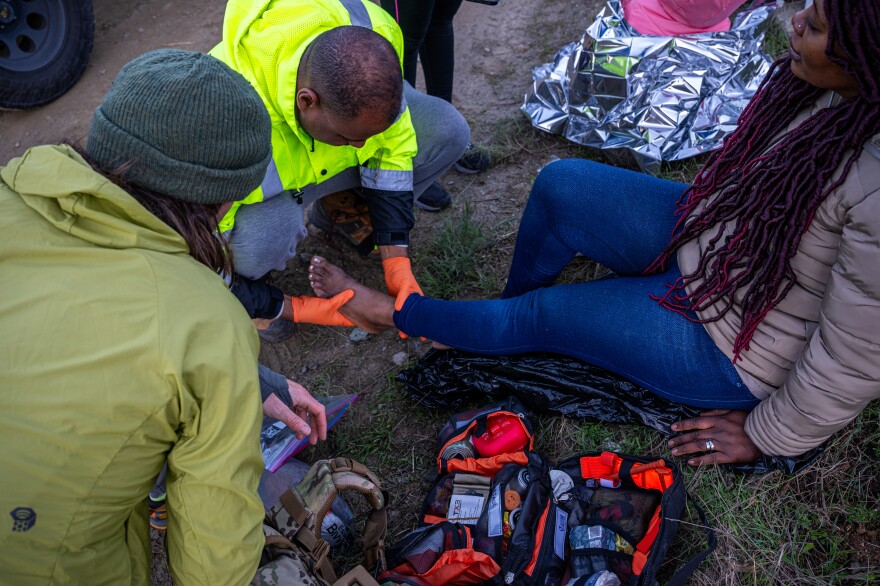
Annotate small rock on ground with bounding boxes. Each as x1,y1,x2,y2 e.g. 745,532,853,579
349,328,369,342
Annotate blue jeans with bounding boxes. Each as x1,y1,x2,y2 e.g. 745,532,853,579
394,159,758,409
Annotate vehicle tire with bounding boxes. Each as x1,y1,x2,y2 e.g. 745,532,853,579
0,0,94,109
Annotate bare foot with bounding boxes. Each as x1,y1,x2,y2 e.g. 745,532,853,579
309,256,352,297
309,256,395,333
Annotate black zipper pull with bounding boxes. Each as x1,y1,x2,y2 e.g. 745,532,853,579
292,190,303,205
504,550,526,584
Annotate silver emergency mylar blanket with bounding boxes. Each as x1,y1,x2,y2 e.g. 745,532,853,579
522,0,778,171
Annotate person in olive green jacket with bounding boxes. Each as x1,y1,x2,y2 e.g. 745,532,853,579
0,50,326,585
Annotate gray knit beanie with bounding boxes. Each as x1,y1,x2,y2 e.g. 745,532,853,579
87,49,271,204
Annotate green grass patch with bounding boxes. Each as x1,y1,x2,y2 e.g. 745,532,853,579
657,155,710,184
762,13,790,60
413,200,502,299
329,374,439,471
487,113,616,171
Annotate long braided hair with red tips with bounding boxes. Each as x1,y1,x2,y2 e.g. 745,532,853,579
646,0,880,360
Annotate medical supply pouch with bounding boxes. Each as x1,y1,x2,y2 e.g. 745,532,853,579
254,457,389,586
436,397,535,475
383,453,553,586
380,521,500,585
423,398,535,526
381,400,555,585
553,452,715,586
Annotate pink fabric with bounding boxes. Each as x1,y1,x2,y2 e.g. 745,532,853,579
621,0,749,36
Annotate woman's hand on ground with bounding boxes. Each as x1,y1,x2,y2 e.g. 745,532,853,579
668,409,762,466
262,379,328,445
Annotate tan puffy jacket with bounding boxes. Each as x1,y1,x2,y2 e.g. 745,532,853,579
677,91,880,457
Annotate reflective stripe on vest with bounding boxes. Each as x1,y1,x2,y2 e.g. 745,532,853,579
339,0,371,28
360,167,413,191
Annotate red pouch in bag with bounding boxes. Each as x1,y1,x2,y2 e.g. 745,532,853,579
379,522,500,586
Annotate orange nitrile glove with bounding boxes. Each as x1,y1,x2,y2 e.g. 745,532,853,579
291,290,355,327
382,257,424,340
382,257,423,310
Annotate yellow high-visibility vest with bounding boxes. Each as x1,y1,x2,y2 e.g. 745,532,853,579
210,0,417,232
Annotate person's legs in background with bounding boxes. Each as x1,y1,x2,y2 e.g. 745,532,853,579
418,0,464,102
380,0,491,176
380,0,435,86
419,0,491,175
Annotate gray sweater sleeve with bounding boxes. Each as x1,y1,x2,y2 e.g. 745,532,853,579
257,364,292,407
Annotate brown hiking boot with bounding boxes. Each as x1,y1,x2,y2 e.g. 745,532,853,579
307,190,377,257
253,318,298,343
148,498,167,532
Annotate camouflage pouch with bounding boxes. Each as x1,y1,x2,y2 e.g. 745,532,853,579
251,524,326,586
258,457,389,585
253,525,381,586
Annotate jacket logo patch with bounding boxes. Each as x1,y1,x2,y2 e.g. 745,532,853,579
10,507,37,532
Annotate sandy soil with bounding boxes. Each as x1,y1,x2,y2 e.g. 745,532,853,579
0,0,228,160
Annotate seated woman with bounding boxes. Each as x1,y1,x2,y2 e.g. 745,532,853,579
308,0,880,466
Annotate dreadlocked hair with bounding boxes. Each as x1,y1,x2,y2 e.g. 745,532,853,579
645,0,880,361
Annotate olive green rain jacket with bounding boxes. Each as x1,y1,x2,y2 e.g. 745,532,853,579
0,146,265,585
209,0,418,234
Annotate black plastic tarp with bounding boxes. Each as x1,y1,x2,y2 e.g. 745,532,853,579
396,349,823,475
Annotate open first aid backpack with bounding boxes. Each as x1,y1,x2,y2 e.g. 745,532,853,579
379,399,715,586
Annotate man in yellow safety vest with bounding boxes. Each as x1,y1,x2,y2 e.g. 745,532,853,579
211,0,470,334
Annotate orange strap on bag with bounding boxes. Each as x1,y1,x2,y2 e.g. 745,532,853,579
632,508,663,575
391,550,500,585
290,290,355,326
